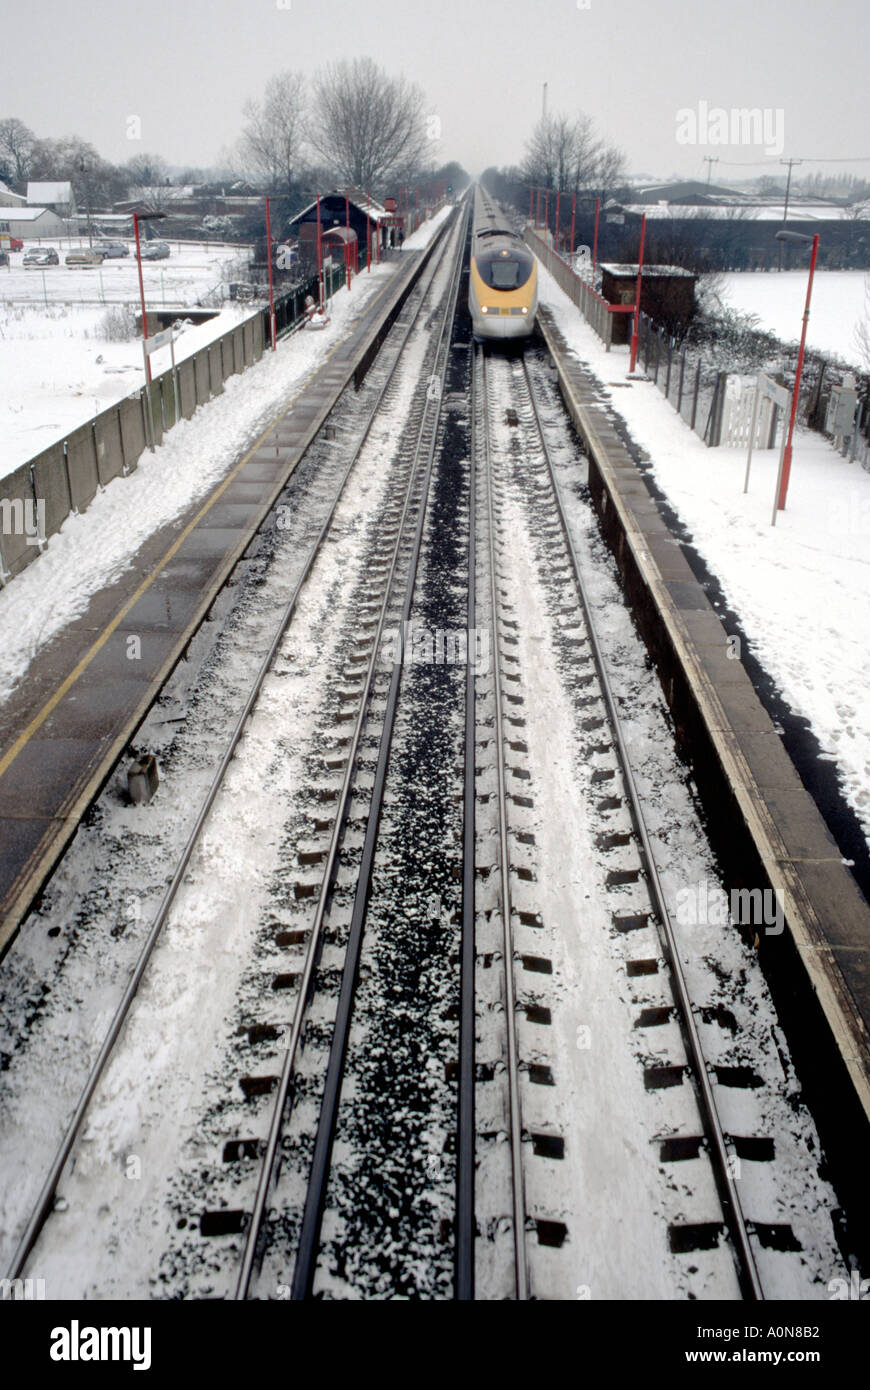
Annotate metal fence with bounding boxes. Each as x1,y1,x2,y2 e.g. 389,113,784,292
524,226,630,349
637,313,729,447
637,312,870,463
0,261,347,585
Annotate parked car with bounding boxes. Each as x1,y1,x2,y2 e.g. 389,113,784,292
98,241,129,257
140,241,170,260
65,248,105,268
23,247,60,267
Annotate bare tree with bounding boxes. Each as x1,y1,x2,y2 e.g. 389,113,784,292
522,110,625,195
854,274,870,371
0,116,36,187
239,71,307,197
124,153,171,189
309,58,427,191
30,135,125,208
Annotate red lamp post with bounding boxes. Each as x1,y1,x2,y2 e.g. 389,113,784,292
133,209,166,384
316,193,323,310
264,196,277,351
628,213,647,375
774,229,821,511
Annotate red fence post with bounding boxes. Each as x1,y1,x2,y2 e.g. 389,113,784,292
593,197,600,271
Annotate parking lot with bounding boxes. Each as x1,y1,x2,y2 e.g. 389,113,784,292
0,238,251,307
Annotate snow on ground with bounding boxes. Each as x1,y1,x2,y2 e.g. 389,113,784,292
402,202,453,250
0,260,399,705
0,217,454,479
718,269,869,365
538,262,870,853
0,301,253,476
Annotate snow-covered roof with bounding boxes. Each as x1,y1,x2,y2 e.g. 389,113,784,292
1,206,56,221
601,262,696,278
619,202,867,222
0,181,26,204
289,188,390,226
128,185,196,201
27,181,73,205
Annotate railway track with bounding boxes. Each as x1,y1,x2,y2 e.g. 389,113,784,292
3,205,468,1290
3,205,844,1299
471,346,765,1299
236,202,469,1299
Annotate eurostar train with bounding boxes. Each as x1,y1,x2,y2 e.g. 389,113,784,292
469,186,538,341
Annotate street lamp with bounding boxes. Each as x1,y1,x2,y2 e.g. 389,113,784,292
133,210,167,384
773,228,820,512
628,212,647,375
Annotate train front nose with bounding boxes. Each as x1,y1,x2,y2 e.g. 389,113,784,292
488,311,534,339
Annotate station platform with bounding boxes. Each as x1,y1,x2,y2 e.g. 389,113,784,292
0,216,453,956
536,304,870,1250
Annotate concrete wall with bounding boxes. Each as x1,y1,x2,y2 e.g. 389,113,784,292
0,462,40,581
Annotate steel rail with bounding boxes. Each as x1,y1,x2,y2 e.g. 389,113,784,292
286,202,470,1300
5,216,457,1285
236,204,470,1299
456,263,477,1301
520,355,764,1302
477,346,530,1301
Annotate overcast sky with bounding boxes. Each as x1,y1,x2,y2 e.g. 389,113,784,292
4,0,869,184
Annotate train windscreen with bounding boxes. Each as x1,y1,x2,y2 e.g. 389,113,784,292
476,249,534,291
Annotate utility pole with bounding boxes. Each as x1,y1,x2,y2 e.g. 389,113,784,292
778,156,800,232
779,158,803,269
703,156,719,189
79,158,93,247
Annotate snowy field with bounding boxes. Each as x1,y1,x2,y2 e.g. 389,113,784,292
538,264,870,855
0,301,257,477
0,239,253,478
718,269,869,365
0,217,454,480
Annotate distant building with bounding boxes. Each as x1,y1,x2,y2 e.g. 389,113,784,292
0,181,26,208
287,189,399,262
0,206,68,239
26,181,76,217
598,185,870,269
600,262,697,340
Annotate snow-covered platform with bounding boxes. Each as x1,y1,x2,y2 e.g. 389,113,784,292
537,304,870,1245
0,216,453,958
